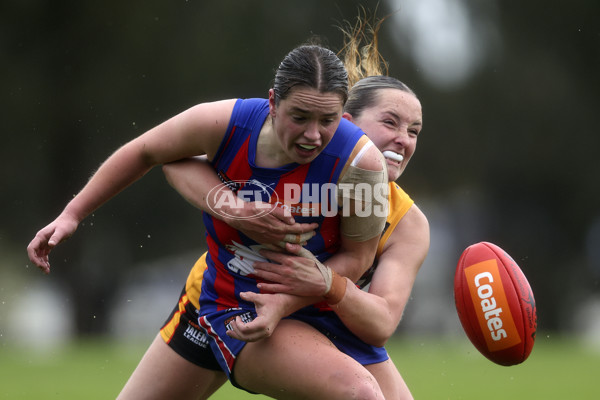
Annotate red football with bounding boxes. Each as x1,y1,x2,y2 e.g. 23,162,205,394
454,241,537,366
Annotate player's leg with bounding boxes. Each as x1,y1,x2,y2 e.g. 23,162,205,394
232,319,384,400
117,334,227,400
364,358,413,400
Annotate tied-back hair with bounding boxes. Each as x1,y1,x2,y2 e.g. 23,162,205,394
273,45,349,105
339,10,417,118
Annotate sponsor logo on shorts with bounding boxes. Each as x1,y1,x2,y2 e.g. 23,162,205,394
183,323,210,348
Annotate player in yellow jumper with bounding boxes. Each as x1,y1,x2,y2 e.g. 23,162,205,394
118,17,429,400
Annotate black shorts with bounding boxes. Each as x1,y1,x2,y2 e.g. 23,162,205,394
159,286,221,371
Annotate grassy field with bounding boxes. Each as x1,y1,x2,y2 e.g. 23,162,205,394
0,334,597,399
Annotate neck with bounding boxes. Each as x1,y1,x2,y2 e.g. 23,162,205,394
256,115,292,168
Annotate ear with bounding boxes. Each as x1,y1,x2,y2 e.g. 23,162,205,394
268,89,277,117
342,112,353,122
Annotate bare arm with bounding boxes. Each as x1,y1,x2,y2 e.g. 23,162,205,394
331,205,429,346
27,99,236,273
163,157,318,246
251,205,429,346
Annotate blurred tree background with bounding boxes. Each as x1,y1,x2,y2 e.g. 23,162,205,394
1,0,598,342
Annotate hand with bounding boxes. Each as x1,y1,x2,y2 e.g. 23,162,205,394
26,212,80,274
226,291,287,342
225,202,318,247
252,245,328,297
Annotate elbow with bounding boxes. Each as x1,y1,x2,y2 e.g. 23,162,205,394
162,161,180,188
162,163,173,184
373,325,396,347
364,330,393,348
361,315,397,347
367,310,401,346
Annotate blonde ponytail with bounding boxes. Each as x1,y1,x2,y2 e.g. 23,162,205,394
338,9,390,88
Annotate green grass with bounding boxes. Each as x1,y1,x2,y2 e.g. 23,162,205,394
0,335,597,399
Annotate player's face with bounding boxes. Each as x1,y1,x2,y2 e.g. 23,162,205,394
269,87,343,165
347,89,422,182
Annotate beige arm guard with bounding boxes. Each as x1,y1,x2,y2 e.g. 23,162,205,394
336,141,389,241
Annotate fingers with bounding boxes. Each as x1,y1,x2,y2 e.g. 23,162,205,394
226,316,272,342
253,259,294,284
48,232,63,247
284,243,303,253
293,246,318,261
27,234,53,273
252,267,281,282
268,206,295,225
254,267,292,288
266,208,319,232
226,316,256,341
257,249,289,263
256,282,291,293
239,291,260,304
282,231,315,244
27,224,71,273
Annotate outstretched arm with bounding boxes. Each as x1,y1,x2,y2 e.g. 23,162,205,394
27,99,236,273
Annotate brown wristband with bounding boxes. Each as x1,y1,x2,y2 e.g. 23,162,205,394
323,270,347,305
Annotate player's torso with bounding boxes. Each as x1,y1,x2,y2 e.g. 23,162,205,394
200,98,364,311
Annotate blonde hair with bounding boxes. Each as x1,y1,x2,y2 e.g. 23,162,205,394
338,9,417,119
338,9,390,88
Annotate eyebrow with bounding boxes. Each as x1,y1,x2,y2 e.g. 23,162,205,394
383,110,422,126
290,106,339,118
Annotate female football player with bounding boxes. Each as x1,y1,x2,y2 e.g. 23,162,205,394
28,32,389,400
118,16,428,400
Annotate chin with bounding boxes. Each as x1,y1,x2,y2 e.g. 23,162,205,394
387,166,402,182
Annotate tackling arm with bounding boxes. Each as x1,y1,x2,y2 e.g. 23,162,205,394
331,205,429,346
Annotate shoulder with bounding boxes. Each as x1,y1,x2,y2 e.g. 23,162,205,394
228,98,269,126
354,140,386,172
376,202,429,270
334,119,375,162
408,204,429,229
134,98,239,164
187,98,239,116
343,135,385,173
389,203,429,244
181,99,239,136
333,118,382,172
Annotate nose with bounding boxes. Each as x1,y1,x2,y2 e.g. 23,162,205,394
395,127,409,147
303,121,320,141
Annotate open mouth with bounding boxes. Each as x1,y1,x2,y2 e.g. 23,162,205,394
295,143,319,157
382,150,404,163
297,144,318,151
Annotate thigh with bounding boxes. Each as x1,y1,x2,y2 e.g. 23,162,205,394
364,358,413,400
233,319,384,400
117,334,227,400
